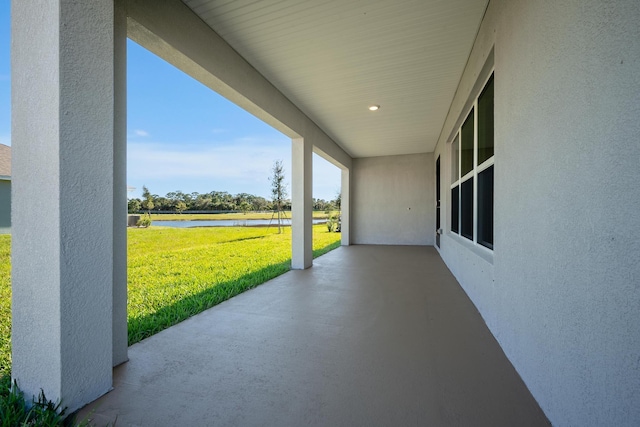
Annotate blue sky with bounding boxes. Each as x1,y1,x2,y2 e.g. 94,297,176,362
0,4,341,202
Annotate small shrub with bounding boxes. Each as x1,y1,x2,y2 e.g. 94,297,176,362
326,218,335,232
0,375,85,426
136,213,152,228
325,211,341,232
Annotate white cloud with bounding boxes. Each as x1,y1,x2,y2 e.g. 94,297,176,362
133,129,150,137
126,137,342,200
127,138,291,187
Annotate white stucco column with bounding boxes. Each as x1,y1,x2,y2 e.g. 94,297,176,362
113,0,128,367
340,168,351,246
291,138,313,269
12,0,116,412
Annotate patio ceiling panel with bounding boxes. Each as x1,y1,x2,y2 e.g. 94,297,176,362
181,0,489,158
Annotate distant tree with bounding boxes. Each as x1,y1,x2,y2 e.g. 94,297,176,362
270,160,288,233
189,192,198,206
175,201,187,214
134,186,302,215
235,193,252,206
165,190,192,211
153,195,171,211
193,193,212,211
239,201,252,215
251,196,269,212
128,198,141,214
314,198,331,211
333,191,341,211
141,186,154,214
209,191,235,211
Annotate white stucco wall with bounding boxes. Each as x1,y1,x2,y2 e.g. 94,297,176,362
12,1,117,412
0,180,9,234
435,0,640,425
291,138,313,269
352,153,433,246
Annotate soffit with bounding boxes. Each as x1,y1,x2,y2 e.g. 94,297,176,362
181,0,488,158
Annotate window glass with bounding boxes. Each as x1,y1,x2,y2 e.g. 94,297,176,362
478,75,494,165
451,186,459,234
460,178,473,240
461,108,474,176
449,72,493,249
451,134,459,183
477,166,494,249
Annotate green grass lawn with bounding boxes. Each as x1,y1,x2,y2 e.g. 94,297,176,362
0,225,341,376
0,235,9,377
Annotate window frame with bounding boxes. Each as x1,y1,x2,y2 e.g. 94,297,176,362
450,71,494,250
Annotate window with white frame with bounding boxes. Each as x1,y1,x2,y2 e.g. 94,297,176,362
450,73,494,249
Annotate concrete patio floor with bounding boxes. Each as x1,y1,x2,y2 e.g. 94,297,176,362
78,245,549,426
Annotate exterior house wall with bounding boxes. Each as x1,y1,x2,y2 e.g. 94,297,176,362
352,153,433,245
0,180,9,234
434,0,640,426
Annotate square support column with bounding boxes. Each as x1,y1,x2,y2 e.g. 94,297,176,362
113,0,129,367
340,168,351,246
291,138,313,269
12,0,118,412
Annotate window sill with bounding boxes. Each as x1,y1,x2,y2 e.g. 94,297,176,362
447,231,494,265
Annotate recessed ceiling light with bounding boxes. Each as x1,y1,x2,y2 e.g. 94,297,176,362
368,105,380,111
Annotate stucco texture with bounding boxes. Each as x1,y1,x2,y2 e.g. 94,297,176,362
435,0,640,425
11,0,115,413
352,153,433,245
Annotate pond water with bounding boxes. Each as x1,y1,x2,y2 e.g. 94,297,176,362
154,219,327,228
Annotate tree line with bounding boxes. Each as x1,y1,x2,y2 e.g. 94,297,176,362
128,185,340,214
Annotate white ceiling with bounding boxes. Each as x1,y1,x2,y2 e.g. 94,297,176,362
181,0,488,158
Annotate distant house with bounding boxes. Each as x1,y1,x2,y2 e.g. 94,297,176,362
0,144,10,234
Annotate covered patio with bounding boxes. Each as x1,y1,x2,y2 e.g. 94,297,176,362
78,245,547,426
10,0,640,425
